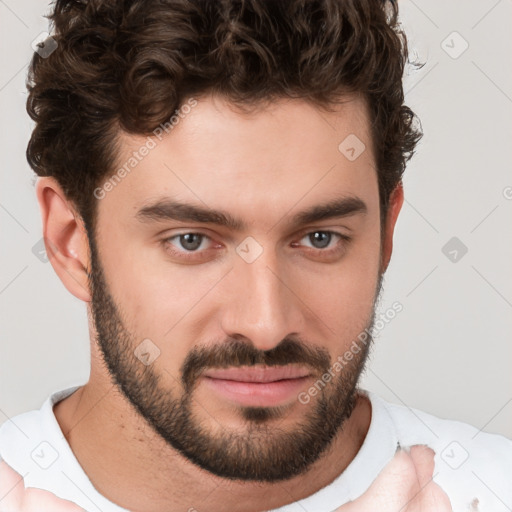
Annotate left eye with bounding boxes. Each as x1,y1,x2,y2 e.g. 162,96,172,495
166,233,210,252
298,231,345,250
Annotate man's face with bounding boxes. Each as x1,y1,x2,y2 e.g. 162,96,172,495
88,94,384,482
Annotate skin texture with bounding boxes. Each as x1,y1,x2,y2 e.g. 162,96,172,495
27,93,427,512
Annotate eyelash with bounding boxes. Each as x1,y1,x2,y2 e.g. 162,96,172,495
161,230,351,261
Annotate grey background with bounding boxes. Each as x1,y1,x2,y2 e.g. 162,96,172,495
1,1,511,438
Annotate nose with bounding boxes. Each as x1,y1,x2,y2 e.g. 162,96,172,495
220,246,306,352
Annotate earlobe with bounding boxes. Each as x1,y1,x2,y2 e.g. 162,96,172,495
35,177,92,302
380,182,404,274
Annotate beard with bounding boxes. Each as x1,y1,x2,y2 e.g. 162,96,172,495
87,231,383,482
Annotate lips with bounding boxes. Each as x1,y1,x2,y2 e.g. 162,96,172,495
200,365,313,407
202,365,311,383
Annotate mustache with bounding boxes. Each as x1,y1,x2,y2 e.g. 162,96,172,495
180,336,331,393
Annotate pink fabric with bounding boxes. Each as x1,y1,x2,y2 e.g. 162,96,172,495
0,461,84,512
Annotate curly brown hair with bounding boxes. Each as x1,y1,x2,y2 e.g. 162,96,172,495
26,0,421,236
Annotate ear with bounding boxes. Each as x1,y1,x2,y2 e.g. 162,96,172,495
35,177,92,302
380,182,404,274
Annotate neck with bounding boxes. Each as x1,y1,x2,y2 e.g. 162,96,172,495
54,374,371,512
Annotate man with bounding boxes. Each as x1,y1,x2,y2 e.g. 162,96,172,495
0,0,510,511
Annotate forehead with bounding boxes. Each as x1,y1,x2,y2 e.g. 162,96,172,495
100,94,378,229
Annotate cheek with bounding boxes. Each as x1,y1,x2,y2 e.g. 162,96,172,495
296,232,381,338
97,224,213,324
99,248,223,370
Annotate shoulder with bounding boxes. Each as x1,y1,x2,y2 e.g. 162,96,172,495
0,386,82,489
0,408,43,457
0,387,88,511
379,395,512,465
370,393,512,511
0,458,85,511
0,407,46,458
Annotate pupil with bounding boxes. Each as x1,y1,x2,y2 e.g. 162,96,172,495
311,231,330,249
181,234,202,250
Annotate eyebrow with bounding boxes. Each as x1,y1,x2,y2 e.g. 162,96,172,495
135,195,367,231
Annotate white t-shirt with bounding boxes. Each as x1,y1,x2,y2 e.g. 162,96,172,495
0,385,511,511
